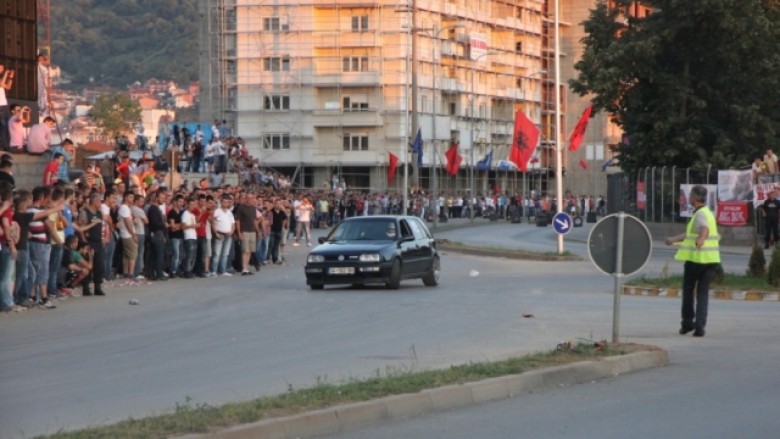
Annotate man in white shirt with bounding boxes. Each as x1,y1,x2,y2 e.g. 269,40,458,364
117,191,138,284
211,194,235,276
37,54,51,117
180,198,199,278
211,121,220,143
0,64,12,151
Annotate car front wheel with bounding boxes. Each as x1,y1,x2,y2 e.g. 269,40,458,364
310,283,324,290
422,256,440,287
386,258,402,290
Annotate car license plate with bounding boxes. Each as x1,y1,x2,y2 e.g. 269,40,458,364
329,267,355,275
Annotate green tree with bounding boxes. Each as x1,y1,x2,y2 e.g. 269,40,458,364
89,92,142,142
570,0,780,173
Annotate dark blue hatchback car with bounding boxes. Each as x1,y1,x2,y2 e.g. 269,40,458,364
304,215,440,290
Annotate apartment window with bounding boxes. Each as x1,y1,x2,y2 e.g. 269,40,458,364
343,56,369,72
516,7,523,20
263,57,290,71
264,16,289,31
421,95,428,113
343,95,369,111
351,15,369,31
449,102,457,116
263,133,291,150
343,133,369,151
264,95,290,111
515,42,523,54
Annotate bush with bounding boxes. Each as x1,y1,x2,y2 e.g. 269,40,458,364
768,248,780,287
747,245,767,277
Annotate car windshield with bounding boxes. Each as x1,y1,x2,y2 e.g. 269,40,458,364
328,219,398,241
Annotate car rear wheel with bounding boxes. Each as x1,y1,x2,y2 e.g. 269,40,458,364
310,283,324,290
422,256,440,287
386,258,402,290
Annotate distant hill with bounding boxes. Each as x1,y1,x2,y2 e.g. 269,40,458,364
50,0,198,89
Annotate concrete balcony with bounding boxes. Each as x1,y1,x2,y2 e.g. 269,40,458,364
312,71,381,87
312,0,384,7
436,77,466,94
312,109,383,127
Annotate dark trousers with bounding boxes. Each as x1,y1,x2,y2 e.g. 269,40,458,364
88,242,105,287
681,261,717,331
765,217,779,247
150,231,167,279
268,231,282,263
0,105,9,151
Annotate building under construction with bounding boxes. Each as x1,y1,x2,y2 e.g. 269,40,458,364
199,0,629,196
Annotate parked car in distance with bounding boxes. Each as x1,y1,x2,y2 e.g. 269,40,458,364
304,215,440,290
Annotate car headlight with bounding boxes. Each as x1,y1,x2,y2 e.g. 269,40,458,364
359,253,381,262
307,254,325,263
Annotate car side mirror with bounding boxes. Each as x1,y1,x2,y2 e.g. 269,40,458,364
318,236,327,244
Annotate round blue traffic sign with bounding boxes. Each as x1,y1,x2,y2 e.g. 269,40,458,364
552,212,573,235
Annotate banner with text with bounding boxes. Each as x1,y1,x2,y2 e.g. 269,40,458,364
716,170,753,226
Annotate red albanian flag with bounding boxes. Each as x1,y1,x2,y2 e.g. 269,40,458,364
508,111,540,172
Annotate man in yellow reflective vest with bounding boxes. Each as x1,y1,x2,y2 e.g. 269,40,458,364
664,185,720,337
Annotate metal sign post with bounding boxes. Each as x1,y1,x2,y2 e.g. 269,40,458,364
587,213,652,344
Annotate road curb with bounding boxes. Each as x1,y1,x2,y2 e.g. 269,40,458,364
623,286,780,301
177,350,668,439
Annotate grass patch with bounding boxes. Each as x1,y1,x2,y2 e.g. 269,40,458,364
627,274,780,291
35,342,623,439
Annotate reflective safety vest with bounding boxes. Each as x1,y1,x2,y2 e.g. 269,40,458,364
675,206,720,264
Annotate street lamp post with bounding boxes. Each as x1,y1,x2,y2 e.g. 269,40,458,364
554,0,564,254
470,51,496,222
419,23,464,228
403,14,412,215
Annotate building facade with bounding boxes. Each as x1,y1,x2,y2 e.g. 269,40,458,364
199,0,636,197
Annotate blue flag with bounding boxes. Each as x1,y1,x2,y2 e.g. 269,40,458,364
476,150,493,171
411,128,423,166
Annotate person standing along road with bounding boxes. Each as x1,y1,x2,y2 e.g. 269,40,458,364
665,185,720,338
293,197,314,246
79,193,107,296
761,189,780,249
146,191,168,282
211,194,235,276
268,199,288,265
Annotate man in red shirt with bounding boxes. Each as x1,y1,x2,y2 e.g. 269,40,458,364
116,155,131,187
43,153,64,186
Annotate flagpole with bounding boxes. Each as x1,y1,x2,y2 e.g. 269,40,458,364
403,10,411,215
554,0,564,254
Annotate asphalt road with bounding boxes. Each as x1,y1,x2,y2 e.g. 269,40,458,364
0,220,768,438
325,298,780,439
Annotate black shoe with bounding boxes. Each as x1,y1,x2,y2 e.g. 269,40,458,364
94,289,106,296
679,326,695,335
693,329,705,337
83,289,93,297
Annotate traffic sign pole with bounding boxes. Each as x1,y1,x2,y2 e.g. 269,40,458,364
587,213,652,345
612,213,625,344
